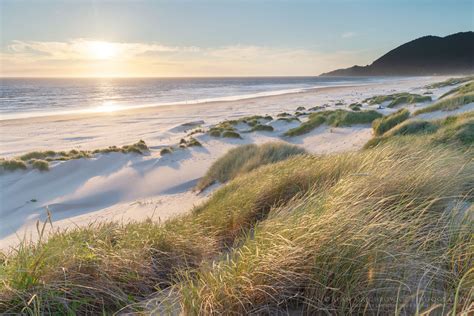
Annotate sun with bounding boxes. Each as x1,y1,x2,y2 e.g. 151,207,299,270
86,41,118,60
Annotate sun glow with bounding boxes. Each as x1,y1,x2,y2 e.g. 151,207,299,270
85,41,118,60
94,101,121,113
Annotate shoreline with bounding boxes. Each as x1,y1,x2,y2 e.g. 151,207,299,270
0,84,364,123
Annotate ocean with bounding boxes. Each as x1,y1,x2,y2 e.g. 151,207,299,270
0,77,381,119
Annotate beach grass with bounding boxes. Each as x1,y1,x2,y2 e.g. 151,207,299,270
31,159,49,171
1,129,472,314
424,75,474,89
0,140,149,173
364,111,473,148
0,159,28,172
285,109,382,137
439,81,474,99
372,108,410,135
222,131,242,138
196,142,306,191
414,93,474,115
249,124,274,132
364,93,431,107
160,147,173,155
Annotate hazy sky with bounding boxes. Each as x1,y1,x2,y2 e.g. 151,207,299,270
1,0,472,77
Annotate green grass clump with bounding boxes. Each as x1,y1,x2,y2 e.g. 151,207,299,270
19,151,58,161
277,117,300,123
160,147,173,155
372,108,410,136
179,137,202,148
276,112,291,118
308,105,325,111
285,110,382,137
425,76,474,89
349,103,362,111
414,93,474,115
364,112,473,149
221,131,242,139
209,129,221,137
186,137,202,147
0,159,28,172
439,81,474,99
296,106,306,111
284,114,327,136
250,124,274,132
196,142,306,191
3,141,149,173
31,159,49,171
364,93,431,108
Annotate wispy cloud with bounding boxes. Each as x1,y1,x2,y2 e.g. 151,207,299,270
1,39,366,77
341,32,357,39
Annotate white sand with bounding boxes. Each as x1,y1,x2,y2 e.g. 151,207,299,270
0,76,463,251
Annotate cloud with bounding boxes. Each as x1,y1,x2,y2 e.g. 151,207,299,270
1,39,367,76
5,39,200,61
341,32,357,38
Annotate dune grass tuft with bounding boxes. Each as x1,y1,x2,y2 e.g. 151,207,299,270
0,159,28,172
249,124,274,132
364,111,473,149
31,159,49,171
364,93,431,108
160,147,173,155
349,103,362,111
425,76,474,89
439,81,474,99
0,140,150,173
221,131,242,139
196,142,306,191
285,110,382,137
414,93,474,115
372,108,410,136
179,137,202,148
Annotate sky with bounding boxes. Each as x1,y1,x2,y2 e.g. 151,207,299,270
1,0,472,77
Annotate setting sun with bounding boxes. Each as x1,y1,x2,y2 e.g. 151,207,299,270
85,41,118,60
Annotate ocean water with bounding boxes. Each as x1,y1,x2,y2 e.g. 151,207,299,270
0,77,380,119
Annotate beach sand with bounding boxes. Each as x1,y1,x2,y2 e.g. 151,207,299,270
1,76,465,250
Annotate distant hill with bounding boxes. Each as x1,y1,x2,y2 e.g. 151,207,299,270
321,32,474,76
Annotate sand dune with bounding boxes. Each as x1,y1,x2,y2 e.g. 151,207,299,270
1,76,468,251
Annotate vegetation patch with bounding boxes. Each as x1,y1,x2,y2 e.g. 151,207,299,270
308,105,325,111
424,76,474,89
222,131,242,139
196,142,306,191
285,110,382,137
277,117,300,123
0,140,149,173
439,81,474,99
364,93,431,108
364,112,473,149
372,108,410,136
295,106,306,111
414,93,474,115
1,133,472,314
276,112,292,118
249,124,274,132
160,147,173,155
31,159,49,171
349,103,362,111
179,137,202,148
0,159,27,172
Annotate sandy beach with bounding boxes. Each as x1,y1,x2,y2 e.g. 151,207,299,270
0,75,465,250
